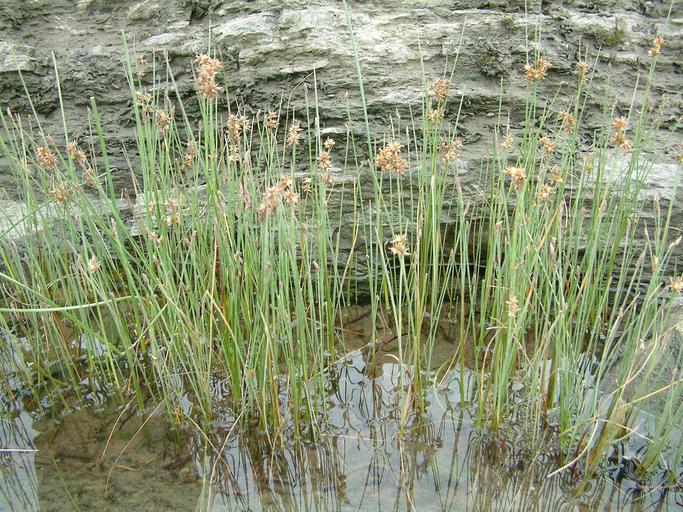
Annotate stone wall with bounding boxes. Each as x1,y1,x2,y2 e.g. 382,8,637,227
0,0,681,232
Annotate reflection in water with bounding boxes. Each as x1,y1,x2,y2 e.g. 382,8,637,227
0,409,39,511
198,353,678,511
1,352,680,511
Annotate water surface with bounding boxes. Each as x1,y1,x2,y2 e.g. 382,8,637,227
2,348,680,511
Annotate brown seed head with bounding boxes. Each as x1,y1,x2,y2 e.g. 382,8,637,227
376,141,408,176
36,145,58,169
649,36,665,58
610,131,632,151
282,189,299,206
83,167,98,187
539,136,557,156
558,111,576,133
430,79,451,102
427,106,445,124
612,116,628,133
286,120,303,146
317,150,332,170
66,141,87,164
440,138,463,161
525,58,551,83
506,296,519,317
537,183,555,203
50,181,75,204
501,130,514,150
504,166,526,188
183,140,198,166
227,114,242,148
135,53,148,78
389,233,410,257
669,276,683,294
548,165,563,184
155,107,174,134
265,111,278,129
576,61,590,83
195,53,223,99
277,175,293,192
87,255,100,274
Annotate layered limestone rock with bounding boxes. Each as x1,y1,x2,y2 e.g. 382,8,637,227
0,0,681,258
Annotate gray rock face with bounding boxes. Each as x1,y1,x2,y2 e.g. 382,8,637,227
0,1,681,245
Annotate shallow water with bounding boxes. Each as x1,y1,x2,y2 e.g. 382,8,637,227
1,348,680,512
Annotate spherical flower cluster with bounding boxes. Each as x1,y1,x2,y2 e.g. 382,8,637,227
376,141,408,176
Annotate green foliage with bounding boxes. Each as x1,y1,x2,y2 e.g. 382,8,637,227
0,12,680,487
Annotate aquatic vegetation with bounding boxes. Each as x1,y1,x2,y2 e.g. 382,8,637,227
0,5,681,497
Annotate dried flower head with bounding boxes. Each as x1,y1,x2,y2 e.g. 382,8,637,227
147,230,164,246
525,58,551,83
135,53,148,79
504,166,526,188
195,53,222,75
558,111,576,133
670,276,683,294
427,106,445,124
648,36,665,58
227,114,243,149
612,117,628,133
548,165,563,185
36,145,58,169
576,61,590,83
66,141,87,164
376,141,408,176
430,79,451,102
440,138,463,161
87,255,100,274
195,53,223,100
165,200,181,226
610,117,631,150
506,296,519,317
277,175,293,192
183,140,198,166
320,172,334,187
501,130,514,150
323,137,335,150
265,111,278,130
83,167,98,187
539,136,557,157
50,181,75,204
537,183,555,203
257,198,277,219
286,120,303,146
155,107,174,134
610,131,632,151
135,90,154,113
389,233,410,257
282,189,299,207
317,150,332,170
303,177,312,193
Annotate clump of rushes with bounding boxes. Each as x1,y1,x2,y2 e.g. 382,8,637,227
0,9,681,492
